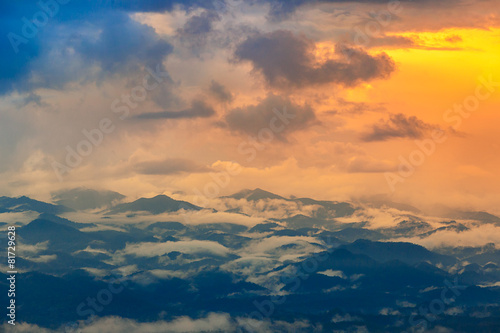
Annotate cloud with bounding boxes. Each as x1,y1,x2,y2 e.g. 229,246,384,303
366,35,416,49
0,6,40,94
134,158,211,175
181,10,220,36
3,314,314,333
329,98,386,115
318,269,347,279
394,224,500,249
0,0,245,96
301,141,396,173
134,99,216,120
2,322,53,333
209,80,234,103
17,241,49,255
106,0,224,13
234,30,395,88
0,8,174,95
120,240,231,257
239,236,324,258
360,33,466,52
346,155,397,173
18,92,47,107
331,313,363,323
61,208,264,228
51,188,125,210
445,35,463,43
362,113,440,142
254,0,458,21
8,313,234,333
209,196,304,219
0,211,39,225
75,12,173,74
25,254,57,263
336,206,413,229
177,10,221,55
222,94,318,140
222,256,277,278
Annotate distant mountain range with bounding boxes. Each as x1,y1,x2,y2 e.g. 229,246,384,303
223,188,288,201
225,188,356,218
1,188,499,227
1,188,499,332
0,195,72,214
106,194,202,215
51,187,125,210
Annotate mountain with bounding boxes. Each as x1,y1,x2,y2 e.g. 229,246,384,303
20,219,92,251
51,187,125,210
432,205,500,225
278,214,334,229
341,239,457,266
223,188,356,218
355,194,421,213
332,227,385,242
418,221,469,237
37,213,95,229
0,196,72,214
455,211,500,225
3,189,500,332
248,222,281,233
379,219,433,238
106,194,202,215
297,198,356,218
19,217,159,253
222,188,286,201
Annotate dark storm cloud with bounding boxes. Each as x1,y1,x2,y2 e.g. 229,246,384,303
222,94,318,140
179,10,220,36
234,30,395,89
0,1,223,20
0,2,41,94
134,99,216,120
75,12,173,73
1,12,173,93
177,10,221,55
253,0,456,20
19,92,48,108
103,0,226,13
51,187,125,210
135,158,211,175
0,0,224,95
209,80,234,103
362,113,439,141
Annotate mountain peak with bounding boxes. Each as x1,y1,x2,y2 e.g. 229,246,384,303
52,187,125,210
106,194,201,215
223,188,286,201
0,195,72,214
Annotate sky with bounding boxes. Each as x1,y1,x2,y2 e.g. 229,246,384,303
0,0,499,213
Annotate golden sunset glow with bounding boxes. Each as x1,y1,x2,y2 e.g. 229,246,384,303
0,0,499,214
2,1,500,331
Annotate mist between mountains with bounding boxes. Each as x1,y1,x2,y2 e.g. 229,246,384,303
238,235,341,333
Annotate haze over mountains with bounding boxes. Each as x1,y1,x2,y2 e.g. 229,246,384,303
2,0,499,331
1,188,500,332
